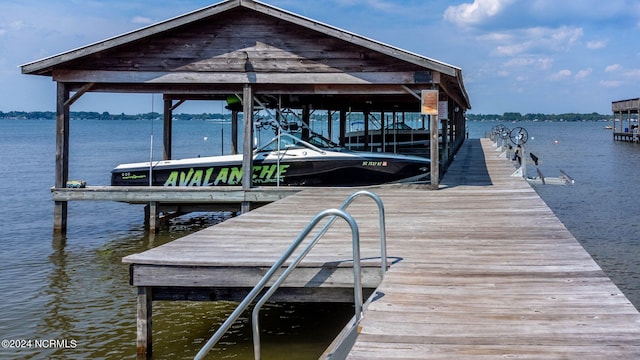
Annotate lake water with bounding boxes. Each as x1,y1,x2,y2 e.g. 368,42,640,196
0,118,638,359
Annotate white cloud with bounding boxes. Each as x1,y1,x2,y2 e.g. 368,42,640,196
484,26,583,57
587,40,607,49
547,69,572,81
605,64,621,72
624,69,640,78
0,20,25,36
600,80,623,88
444,0,514,28
503,56,553,70
131,16,154,25
494,42,528,56
575,68,592,79
546,26,583,48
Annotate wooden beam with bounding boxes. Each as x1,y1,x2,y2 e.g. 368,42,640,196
401,85,421,100
168,99,185,112
52,70,430,85
130,264,382,289
54,82,70,234
64,82,94,107
50,186,301,203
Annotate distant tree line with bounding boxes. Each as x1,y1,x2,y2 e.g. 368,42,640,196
0,110,613,122
466,112,613,122
0,111,233,121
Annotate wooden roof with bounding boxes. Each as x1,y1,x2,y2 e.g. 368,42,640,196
612,98,640,113
21,0,470,112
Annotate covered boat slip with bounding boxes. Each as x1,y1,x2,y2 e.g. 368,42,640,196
124,138,640,358
21,0,470,234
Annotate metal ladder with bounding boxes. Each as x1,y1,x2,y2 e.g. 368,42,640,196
194,190,387,360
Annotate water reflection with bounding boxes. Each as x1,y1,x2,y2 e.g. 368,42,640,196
37,212,352,359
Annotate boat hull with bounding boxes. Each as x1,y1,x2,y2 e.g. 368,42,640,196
111,152,430,187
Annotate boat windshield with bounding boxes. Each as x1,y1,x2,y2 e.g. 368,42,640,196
256,132,339,153
305,133,339,148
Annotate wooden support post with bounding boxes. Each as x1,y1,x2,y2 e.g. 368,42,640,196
242,84,253,191
136,287,153,359
363,110,369,151
327,110,333,142
241,85,253,214
163,99,172,160
145,202,158,233
231,110,239,155
441,118,449,165
430,114,439,189
301,105,310,140
54,82,70,234
339,110,347,147
380,110,385,152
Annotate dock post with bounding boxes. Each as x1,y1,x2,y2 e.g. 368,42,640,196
441,118,449,166
231,110,239,154
430,114,439,189
241,84,254,214
136,287,153,359
163,99,173,160
145,202,158,233
54,82,70,234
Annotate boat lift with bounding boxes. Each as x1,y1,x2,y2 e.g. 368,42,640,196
490,125,574,186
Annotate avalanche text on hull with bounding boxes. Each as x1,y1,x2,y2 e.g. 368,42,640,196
111,133,430,187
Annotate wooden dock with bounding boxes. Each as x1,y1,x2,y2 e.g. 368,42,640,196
612,98,640,142
123,138,640,358
344,139,640,359
613,131,639,142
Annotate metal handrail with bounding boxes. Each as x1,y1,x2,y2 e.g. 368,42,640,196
329,190,387,279
194,190,387,360
251,208,360,360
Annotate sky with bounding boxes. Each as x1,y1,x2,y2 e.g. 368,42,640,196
2,0,640,115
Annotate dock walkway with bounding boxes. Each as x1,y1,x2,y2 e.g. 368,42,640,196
123,138,640,358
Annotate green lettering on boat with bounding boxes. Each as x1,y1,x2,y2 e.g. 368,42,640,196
164,171,178,186
188,169,204,186
178,168,195,186
214,168,229,185
229,167,242,185
203,168,214,186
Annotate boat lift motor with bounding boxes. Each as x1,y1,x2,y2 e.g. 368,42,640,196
506,126,574,185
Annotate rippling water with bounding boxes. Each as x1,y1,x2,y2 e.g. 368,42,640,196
0,118,638,359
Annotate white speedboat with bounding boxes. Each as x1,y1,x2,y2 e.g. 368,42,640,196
111,133,430,187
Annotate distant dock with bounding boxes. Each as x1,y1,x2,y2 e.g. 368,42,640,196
612,98,640,143
123,138,640,358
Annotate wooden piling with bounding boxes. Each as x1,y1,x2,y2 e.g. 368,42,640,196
136,287,152,358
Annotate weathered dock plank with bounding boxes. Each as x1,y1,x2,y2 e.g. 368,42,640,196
344,138,640,359
122,138,640,358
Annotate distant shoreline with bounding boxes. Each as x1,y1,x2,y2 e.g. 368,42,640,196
0,110,616,122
